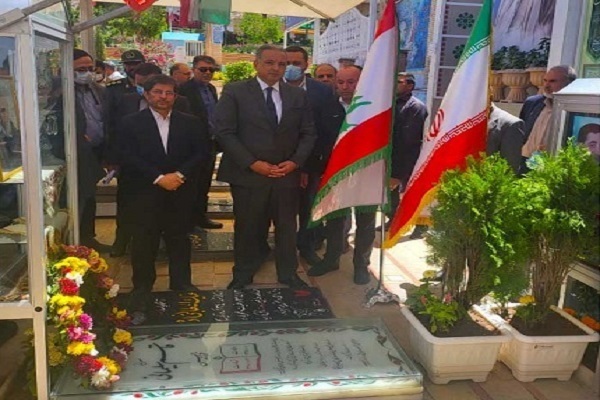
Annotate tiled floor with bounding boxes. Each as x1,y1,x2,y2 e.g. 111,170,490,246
0,217,597,400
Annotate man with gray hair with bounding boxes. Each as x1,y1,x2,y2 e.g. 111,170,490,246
520,65,577,160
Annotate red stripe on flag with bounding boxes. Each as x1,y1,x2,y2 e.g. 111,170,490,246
387,115,488,237
319,109,392,190
375,0,397,39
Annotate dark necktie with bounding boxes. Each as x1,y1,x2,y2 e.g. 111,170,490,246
265,87,278,126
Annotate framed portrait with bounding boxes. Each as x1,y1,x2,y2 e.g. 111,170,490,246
562,112,600,163
0,75,22,181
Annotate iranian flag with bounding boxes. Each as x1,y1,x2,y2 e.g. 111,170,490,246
384,0,492,247
311,0,397,224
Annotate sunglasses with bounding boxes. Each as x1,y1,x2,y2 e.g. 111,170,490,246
195,67,218,73
317,74,334,79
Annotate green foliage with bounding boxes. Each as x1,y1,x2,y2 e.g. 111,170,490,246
526,37,551,68
427,155,532,309
520,141,600,320
212,71,225,81
238,13,284,44
95,4,168,47
491,46,507,70
406,280,464,334
493,45,528,70
223,44,261,54
222,61,256,83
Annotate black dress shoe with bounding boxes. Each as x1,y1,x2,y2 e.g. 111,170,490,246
299,251,322,266
127,289,151,313
227,278,251,290
110,243,127,257
170,283,199,292
278,274,309,288
307,259,340,277
354,268,371,285
197,218,223,230
81,239,112,254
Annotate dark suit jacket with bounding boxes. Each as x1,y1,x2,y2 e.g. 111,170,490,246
519,94,545,141
303,78,340,175
106,93,192,163
488,105,525,173
117,109,210,226
392,93,428,187
177,79,218,123
214,78,316,188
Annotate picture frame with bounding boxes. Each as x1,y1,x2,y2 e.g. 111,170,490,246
563,112,600,163
0,75,23,182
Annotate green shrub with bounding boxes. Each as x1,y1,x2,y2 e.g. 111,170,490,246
222,61,256,83
212,71,224,81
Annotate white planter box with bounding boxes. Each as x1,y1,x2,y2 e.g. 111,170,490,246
401,306,511,384
481,305,600,382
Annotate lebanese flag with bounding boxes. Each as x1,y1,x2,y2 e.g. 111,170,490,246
310,0,397,224
384,0,492,247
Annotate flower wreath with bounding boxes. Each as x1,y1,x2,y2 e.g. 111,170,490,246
27,245,133,391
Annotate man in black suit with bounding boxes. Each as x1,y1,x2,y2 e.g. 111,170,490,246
111,63,191,257
178,55,223,230
284,46,338,266
118,75,210,311
215,45,316,289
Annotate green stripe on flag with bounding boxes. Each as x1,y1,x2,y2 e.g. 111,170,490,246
199,0,231,25
457,0,492,68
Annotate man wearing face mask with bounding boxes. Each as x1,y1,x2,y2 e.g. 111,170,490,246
110,63,191,257
73,49,109,251
283,46,338,267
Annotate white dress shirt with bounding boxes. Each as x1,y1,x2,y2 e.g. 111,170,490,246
256,77,282,122
149,106,171,152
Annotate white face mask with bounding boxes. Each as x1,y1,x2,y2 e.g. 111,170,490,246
95,73,105,83
74,71,93,85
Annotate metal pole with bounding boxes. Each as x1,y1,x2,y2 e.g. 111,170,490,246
72,6,132,33
79,0,95,56
367,0,379,48
313,18,321,64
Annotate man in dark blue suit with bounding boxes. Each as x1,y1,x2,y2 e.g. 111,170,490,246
284,46,339,266
520,65,576,169
118,75,210,311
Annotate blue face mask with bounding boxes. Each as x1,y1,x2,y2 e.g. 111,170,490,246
136,85,144,96
284,65,304,82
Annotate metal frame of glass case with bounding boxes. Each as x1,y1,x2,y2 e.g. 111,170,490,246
0,4,78,399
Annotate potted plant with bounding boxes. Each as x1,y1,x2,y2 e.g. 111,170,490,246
526,37,550,94
402,156,530,384
490,46,507,101
500,46,530,103
486,143,600,382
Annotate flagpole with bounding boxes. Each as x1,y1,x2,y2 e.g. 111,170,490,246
363,0,400,308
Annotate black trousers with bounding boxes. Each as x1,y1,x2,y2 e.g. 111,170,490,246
297,172,325,254
193,149,216,224
324,210,376,269
230,184,299,282
113,184,133,249
130,200,193,291
79,196,97,242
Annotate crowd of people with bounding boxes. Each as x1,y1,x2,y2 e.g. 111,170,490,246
71,44,582,314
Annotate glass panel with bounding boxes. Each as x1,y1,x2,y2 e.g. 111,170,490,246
34,34,69,252
53,318,422,398
0,36,28,303
33,0,68,28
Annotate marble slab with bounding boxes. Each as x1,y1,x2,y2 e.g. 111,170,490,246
52,318,423,400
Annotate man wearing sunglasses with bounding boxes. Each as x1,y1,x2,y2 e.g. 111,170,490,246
178,55,223,230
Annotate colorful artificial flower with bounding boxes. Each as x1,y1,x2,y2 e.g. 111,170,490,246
98,356,121,375
74,355,103,376
59,278,80,295
519,295,535,305
66,341,97,356
106,284,120,299
78,313,93,330
113,329,133,346
50,294,86,309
